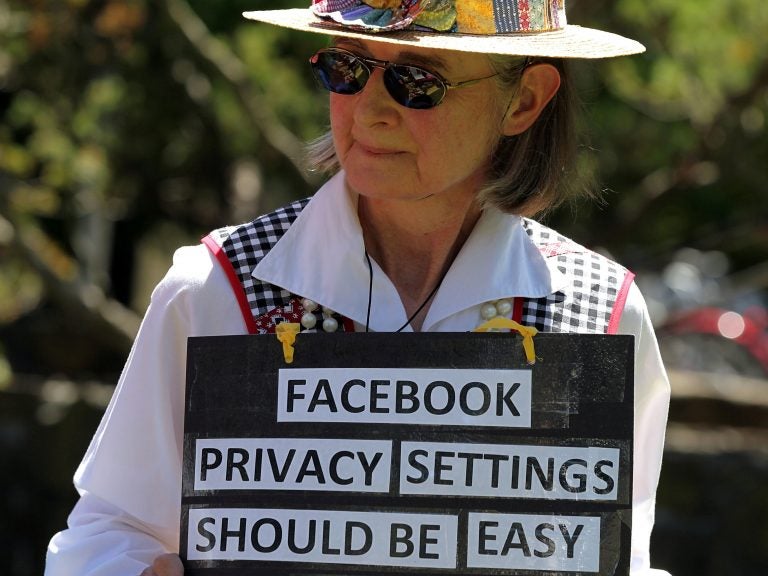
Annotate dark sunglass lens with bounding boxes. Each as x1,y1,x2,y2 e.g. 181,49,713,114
311,51,368,95
384,65,445,109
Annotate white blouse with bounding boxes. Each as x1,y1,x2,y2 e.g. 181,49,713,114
46,172,671,575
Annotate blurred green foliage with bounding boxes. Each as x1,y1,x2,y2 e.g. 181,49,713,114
564,1,768,270
0,0,767,574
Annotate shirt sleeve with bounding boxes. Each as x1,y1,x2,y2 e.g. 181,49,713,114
617,281,672,576
45,244,247,576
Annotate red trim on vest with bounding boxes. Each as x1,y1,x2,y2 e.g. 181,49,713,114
607,271,635,335
342,316,355,332
512,297,523,323
202,234,258,335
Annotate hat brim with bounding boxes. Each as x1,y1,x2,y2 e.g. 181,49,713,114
243,8,645,59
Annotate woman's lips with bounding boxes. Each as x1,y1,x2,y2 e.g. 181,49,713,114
355,141,403,156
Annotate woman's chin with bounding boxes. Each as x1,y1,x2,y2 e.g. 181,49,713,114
343,169,421,202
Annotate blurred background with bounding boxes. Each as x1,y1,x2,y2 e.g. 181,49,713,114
0,0,766,574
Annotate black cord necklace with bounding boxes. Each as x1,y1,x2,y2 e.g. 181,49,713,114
364,250,448,333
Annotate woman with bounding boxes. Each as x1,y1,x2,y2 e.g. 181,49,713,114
46,1,671,575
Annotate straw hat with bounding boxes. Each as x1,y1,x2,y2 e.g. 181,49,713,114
243,1,644,59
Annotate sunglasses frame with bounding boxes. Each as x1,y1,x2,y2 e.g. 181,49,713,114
309,47,500,109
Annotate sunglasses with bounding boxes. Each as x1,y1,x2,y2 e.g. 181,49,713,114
309,47,499,110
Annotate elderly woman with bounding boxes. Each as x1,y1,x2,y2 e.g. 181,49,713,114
46,1,671,575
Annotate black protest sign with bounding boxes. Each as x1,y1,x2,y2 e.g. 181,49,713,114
180,332,634,575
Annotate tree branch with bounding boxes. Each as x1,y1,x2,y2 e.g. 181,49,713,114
0,184,140,357
161,0,317,187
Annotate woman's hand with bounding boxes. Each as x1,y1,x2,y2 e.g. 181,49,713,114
139,553,184,576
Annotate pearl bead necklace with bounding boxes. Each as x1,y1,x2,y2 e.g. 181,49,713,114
300,298,340,332
480,298,514,321
299,297,514,332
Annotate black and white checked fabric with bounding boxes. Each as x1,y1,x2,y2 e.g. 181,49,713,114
207,199,310,331
519,218,630,334
206,205,630,335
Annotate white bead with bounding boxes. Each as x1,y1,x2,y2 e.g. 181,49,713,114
301,298,318,313
480,302,498,320
322,317,339,332
322,305,335,315
495,299,513,316
300,312,317,330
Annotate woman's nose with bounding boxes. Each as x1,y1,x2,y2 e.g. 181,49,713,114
353,68,400,124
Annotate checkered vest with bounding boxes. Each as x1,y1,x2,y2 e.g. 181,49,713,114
518,219,634,335
202,200,634,335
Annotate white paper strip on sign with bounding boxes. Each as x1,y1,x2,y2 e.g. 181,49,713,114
277,368,532,428
194,438,392,492
187,508,458,568
400,442,620,501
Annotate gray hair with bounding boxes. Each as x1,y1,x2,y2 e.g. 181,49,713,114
305,56,594,217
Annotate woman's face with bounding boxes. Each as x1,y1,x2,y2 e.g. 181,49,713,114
329,39,509,206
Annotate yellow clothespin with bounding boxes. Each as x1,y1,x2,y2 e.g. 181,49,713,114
275,322,301,364
473,317,539,365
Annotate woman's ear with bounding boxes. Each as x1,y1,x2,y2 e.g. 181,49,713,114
501,63,561,136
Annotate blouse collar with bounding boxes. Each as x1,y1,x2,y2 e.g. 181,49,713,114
253,171,567,331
